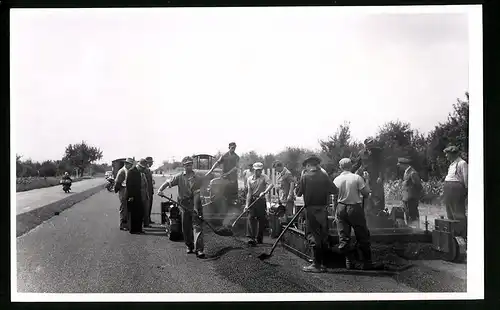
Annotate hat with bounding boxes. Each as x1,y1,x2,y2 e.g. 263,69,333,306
302,154,322,167
364,138,375,145
182,156,194,165
124,158,135,165
339,158,352,169
272,160,283,168
397,157,412,164
229,142,237,147
443,145,459,154
146,156,153,163
137,159,148,168
253,162,264,170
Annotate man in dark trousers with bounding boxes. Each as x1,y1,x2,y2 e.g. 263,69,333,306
145,156,155,225
443,145,468,233
333,158,373,270
296,154,338,273
244,162,274,246
206,142,240,207
397,157,423,228
126,160,146,234
158,156,207,258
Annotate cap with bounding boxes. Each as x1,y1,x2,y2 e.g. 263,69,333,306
397,157,412,164
229,142,237,147
364,138,375,145
339,158,352,169
302,154,322,167
272,160,283,168
146,156,153,163
443,145,459,154
182,156,194,165
253,162,264,170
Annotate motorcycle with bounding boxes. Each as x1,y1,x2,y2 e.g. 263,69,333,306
105,176,115,192
60,179,72,193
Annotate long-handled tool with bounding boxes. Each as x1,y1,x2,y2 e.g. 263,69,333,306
159,193,233,237
257,205,307,260
231,195,264,229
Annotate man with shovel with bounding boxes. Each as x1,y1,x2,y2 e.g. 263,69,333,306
157,156,207,258
245,162,274,246
296,154,338,273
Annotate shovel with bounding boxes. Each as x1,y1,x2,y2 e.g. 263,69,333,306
159,194,234,237
258,205,307,260
231,195,264,229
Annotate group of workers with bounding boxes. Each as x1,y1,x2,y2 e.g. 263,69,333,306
113,140,468,272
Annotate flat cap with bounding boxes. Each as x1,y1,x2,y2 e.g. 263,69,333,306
146,156,153,162
182,156,194,165
443,145,459,153
253,162,264,170
397,157,412,164
302,154,322,166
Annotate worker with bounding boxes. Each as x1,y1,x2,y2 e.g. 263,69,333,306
245,162,274,246
241,164,254,191
126,159,147,234
443,146,468,230
397,157,423,228
273,160,295,217
145,156,155,225
114,158,135,231
333,158,373,270
296,154,338,273
158,156,206,258
351,138,385,216
206,142,240,206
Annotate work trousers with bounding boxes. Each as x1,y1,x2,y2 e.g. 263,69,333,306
305,205,330,266
118,187,128,228
246,196,267,242
143,194,151,227
148,189,154,222
403,198,420,225
444,181,467,224
128,200,144,233
180,195,204,252
336,203,372,262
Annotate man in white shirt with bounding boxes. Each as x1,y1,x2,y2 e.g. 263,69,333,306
114,158,135,230
443,146,468,224
333,158,373,270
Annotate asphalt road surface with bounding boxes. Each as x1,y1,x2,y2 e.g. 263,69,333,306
16,178,106,215
17,176,419,293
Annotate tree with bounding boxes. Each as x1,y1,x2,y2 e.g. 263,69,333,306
319,122,362,175
239,151,265,170
275,147,314,177
39,160,57,177
263,153,276,169
63,141,103,176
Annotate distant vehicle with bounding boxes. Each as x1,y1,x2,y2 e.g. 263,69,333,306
105,171,113,178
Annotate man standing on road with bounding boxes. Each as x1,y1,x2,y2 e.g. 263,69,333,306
273,160,295,217
333,158,373,270
136,159,151,228
397,157,423,228
296,155,338,273
158,156,207,258
126,160,146,234
145,156,155,225
443,146,468,230
114,158,135,230
245,162,274,246
206,142,240,207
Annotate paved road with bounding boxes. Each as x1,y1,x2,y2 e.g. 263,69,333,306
17,176,419,293
16,178,106,215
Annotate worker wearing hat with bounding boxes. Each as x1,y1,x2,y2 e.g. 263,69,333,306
333,158,373,270
397,157,423,228
206,142,240,206
244,162,274,246
126,158,147,234
443,145,468,228
273,160,295,217
115,158,135,231
145,156,155,225
296,154,338,273
136,159,152,227
158,156,207,258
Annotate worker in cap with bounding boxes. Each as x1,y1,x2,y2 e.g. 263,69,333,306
158,156,208,258
273,160,296,217
296,155,338,273
351,138,385,217
136,159,152,227
125,158,147,234
443,145,468,231
206,142,240,208
144,157,155,225
244,162,274,246
115,158,135,231
397,157,423,228
333,158,373,270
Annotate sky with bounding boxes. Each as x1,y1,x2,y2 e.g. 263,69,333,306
11,7,470,170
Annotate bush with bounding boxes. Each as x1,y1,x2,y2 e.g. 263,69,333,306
384,179,444,205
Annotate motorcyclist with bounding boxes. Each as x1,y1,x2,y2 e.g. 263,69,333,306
61,172,73,191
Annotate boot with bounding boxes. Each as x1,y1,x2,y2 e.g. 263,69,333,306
303,248,325,273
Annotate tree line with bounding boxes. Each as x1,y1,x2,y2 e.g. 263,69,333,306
16,141,106,178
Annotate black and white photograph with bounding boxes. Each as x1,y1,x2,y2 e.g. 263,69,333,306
11,5,483,301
